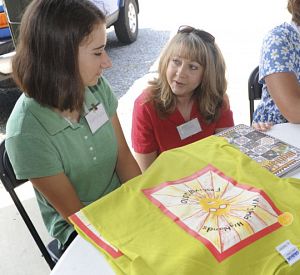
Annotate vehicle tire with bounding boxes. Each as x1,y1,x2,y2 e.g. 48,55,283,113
114,0,138,44
0,77,17,90
0,78,21,124
0,40,14,56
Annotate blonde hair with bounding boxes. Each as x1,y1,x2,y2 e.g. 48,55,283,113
288,0,300,25
147,30,227,123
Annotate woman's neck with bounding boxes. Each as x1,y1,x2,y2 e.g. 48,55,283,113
176,96,194,121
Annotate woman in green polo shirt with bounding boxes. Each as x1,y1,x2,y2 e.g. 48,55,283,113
5,0,141,256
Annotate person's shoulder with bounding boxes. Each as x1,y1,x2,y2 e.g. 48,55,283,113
133,88,156,117
267,22,297,37
135,87,153,104
6,94,37,137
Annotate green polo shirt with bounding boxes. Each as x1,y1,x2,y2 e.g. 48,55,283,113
5,77,121,245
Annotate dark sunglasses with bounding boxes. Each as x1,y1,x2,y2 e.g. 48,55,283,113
177,25,215,43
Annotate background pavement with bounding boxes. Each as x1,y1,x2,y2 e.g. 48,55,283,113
0,0,290,274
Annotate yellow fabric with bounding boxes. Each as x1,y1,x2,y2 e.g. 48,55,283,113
71,136,300,275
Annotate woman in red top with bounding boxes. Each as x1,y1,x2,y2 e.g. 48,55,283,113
132,26,234,171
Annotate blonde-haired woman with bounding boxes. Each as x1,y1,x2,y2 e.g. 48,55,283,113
131,26,234,171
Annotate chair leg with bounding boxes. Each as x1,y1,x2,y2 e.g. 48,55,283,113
47,239,63,263
249,101,254,125
8,189,56,269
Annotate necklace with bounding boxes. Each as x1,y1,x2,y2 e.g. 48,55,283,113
63,116,77,125
54,108,80,124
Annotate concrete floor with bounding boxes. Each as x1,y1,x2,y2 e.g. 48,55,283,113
0,181,52,275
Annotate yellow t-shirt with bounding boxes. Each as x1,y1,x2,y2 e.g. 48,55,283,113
70,136,300,275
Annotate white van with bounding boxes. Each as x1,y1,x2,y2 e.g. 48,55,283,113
3,0,139,45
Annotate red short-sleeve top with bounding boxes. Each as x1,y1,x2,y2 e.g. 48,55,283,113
131,90,234,154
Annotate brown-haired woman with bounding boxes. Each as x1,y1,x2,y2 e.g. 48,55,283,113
6,0,140,253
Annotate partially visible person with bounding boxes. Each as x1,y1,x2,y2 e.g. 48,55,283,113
252,121,273,132
5,0,141,253
252,0,300,131
131,26,234,171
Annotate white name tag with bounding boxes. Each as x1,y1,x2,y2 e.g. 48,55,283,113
85,104,109,134
177,118,202,140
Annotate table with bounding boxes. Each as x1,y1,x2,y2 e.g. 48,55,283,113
50,235,115,275
266,123,300,178
50,123,300,275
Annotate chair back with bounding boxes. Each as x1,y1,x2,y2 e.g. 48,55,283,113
2,0,31,47
248,66,263,124
0,139,56,269
0,140,27,190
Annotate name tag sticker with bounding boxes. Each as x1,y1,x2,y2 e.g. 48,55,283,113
177,118,202,140
276,240,300,266
85,104,109,134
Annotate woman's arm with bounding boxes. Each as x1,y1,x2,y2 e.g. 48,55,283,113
30,114,140,221
252,72,300,131
30,173,84,221
131,91,159,172
215,93,234,133
134,151,158,172
111,114,141,182
265,72,300,123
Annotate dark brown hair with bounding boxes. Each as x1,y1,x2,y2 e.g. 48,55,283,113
12,0,106,111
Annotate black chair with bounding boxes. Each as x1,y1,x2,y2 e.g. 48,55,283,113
248,66,263,124
0,139,61,269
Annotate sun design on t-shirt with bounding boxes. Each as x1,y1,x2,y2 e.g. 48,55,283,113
143,165,290,262
199,197,230,215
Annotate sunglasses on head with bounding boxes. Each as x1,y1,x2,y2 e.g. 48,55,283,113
177,25,215,43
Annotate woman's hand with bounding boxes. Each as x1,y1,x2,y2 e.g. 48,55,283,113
134,151,158,172
252,122,273,132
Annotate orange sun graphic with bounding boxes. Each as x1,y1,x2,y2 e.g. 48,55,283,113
143,165,288,261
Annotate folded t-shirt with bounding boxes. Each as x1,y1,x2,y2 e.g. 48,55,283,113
70,135,300,275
